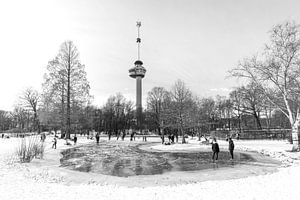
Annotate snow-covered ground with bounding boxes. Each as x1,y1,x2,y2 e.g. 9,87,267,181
0,135,300,200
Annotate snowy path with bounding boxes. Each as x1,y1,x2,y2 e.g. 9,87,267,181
0,137,300,200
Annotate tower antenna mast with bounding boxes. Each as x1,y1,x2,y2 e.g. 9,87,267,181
136,21,141,60
129,21,146,133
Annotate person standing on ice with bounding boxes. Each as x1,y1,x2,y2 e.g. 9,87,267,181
74,135,77,145
52,137,57,149
228,137,234,160
211,138,220,162
95,132,100,144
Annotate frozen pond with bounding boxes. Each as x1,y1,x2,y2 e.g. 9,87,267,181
60,141,280,177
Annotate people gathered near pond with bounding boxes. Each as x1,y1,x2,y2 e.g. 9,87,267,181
40,132,46,142
228,137,235,160
52,137,57,149
168,134,175,143
108,131,112,140
2,130,239,164
74,135,77,145
130,130,135,141
121,131,126,140
95,132,100,144
211,138,220,162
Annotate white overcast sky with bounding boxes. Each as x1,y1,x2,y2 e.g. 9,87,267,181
0,0,300,111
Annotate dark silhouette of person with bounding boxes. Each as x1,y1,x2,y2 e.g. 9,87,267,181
130,131,136,141
96,132,100,144
212,138,220,161
116,130,120,140
121,131,126,141
108,131,112,140
161,133,164,144
130,133,133,141
228,137,235,159
172,134,175,143
52,137,57,149
74,136,77,145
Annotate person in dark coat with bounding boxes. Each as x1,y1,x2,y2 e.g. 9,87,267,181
211,138,220,161
74,136,77,145
52,137,57,149
95,132,100,144
121,131,126,141
228,137,234,159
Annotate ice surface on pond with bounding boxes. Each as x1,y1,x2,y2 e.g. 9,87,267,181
59,141,277,177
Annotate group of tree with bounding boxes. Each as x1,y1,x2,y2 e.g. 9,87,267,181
230,21,300,150
145,79,291,144
4,41,134,140
1,41,91,139
2,45,292,144
0,88,40,133
94,93,135,138
2,20,300,151
146,80,196,143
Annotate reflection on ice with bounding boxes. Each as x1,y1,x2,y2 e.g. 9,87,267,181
60,141,258,177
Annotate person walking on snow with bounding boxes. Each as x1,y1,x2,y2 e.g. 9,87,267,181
212,138,220,162
52,137,57,149
228,137,235,160
74,135,77,145
95,132,100,144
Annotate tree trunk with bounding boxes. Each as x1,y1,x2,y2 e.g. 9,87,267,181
181,127,186,143
238,114,242,133
291,120,299,151
34,112,40,134
66,47,71,139
160,128,164,144
282,95,299,150
179,113,186,144
61,83,65,139
253,112,262,130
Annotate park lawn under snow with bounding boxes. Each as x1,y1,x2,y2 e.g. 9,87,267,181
0,135,300,200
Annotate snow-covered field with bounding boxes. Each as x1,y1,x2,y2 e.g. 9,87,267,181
0,135,300,200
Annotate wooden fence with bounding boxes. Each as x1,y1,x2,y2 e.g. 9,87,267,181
211,129,292,140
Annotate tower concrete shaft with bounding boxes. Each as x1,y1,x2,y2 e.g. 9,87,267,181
136,76,142,110
136,76,142,128
128,21,146,131
129,60,146,130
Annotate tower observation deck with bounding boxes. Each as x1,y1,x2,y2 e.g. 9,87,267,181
129,21,146,131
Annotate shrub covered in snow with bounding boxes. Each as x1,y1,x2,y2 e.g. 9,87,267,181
15,135,45,162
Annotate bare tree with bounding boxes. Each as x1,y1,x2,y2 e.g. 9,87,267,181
147,87,169,135
229,90,243,132
12,106,30,132
0,110,12,131
42,41,90,139
229,83,264,130
170,79,194,143
215,95,233,130
196,97,216,137
124,100,135,129
230,21,300,150
19,87,40,133
101,93,134,137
